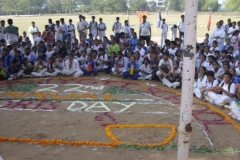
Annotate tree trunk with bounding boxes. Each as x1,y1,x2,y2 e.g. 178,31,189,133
165,0,170,15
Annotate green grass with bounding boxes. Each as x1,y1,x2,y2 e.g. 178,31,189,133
0,12,239,38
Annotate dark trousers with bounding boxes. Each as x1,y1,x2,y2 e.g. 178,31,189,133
179,32,184,39
151,68,159,80
122,71,140,80
139,36,150,46
82,68,98,76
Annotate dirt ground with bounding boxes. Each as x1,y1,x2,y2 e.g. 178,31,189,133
0,75,239,160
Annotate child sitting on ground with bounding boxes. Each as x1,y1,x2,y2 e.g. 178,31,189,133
31,56,47,77
22,58,34,78
122,56,140,80
8,59,23,80
44,57,59,77
81,55,98,76
138,58,152,80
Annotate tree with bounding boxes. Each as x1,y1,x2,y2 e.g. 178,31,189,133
90,0,104,13
1,0,23,15
164,0,184,12
114,0,128,13
29,0,46,13
147,1,156,11
201,0,220,11
48,0,62,13
129,0,148,11
225,0,240,11
198,0,206,11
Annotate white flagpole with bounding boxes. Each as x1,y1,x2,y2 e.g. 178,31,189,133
177,0,198,160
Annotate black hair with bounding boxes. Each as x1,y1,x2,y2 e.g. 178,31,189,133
98,48,104,52
200,66,207,71
7,19,13,25
224,71,233,79
12,59,19,64
222,50,228,54
163,50,170,56
206,71,215,77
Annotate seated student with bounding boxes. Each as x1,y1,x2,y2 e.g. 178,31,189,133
194,66,207,97
226,55,234,68
213,60,224,82
197,54,208,72
2,48,12,70
162,61,182,89
122,56,140,80
138,58,152,80
96,48,108,71
206,55,215,71
92,50,98,63
149,51,160,80
56,55,65,75
22,58,34,78
38,40,47,53
213,50,223,68
13,50,23,65
0,58,8,80
196,71,219,100
220,50,228,62
210,40,220,54
229,68,240,84
62,53,83,77
235,60,240,77
221,38,230,51
204,46,212,62
31,56,47,77
24,47,35,63
79,50,88,68
8,59,23,80
104,52,116,74
45,44,54,61
168,41,177,56
90,39,101,54
231,30,239,57
44,57,59,77
111,51,128,76
135,51,143,66
156,51,173,81
227,46,235,58
81,55,98,76
134,43,145,57
206,71,236,108
228,84,240,121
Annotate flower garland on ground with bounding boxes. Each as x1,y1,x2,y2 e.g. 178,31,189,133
105,124,176,147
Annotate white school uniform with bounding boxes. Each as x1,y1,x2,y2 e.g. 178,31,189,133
156,59,173,80
6,33,18,45
62,59,83,77
28,26,40,44
134,48,145,57
194,78,219,99
113,22,122,35
112,57,128,76
0,26,6,41
31,61,47,77
44,62,59,77
169,25,177,41
78,55,88,68
55,25,64,42
160,23,168,47
45,50,55,62
68,24,75,39
98,23,106,40
89,21,98,37
228,27,238,38
122,25,131,35
139,21,151,36
168,48,177,56
214,68,224,81
139,64,152,80
84,21,89,36
96,54,108,71
34,36,42,46
162,68,182,88
210,28,225,49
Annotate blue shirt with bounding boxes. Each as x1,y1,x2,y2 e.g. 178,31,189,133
3,54,12,69
126,62,139,71
62,23,68,36
222,45,230,51
232,76,240,84
142,46,147,51
13,56,23,65
130,38,138,51
85,60,97,69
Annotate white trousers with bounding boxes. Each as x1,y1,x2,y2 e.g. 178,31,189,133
10,70,24,78
207,91,233,106
156,71,163,80
229,101,240,121
161,32,167,47
62,68,83,77
31,68,47,77
111,67,125,76
170,31,177,41
138,72,152,80
44,70,59,77
162,78,180,88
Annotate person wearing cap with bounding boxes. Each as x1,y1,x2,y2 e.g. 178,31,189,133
112,17,122,36
68,19,75,39
28,21,40,45
54,20,64,42
156,50,173,81
160,18,168,48
0,20,6,42
98,18,106,40
60,18,68,41
77,15,86,40
139,15,151,46
48,19,55,35
4,19,19,45
89,16,98,39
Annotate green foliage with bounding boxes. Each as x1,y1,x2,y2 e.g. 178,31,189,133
0,82,37,92
201,0,220,11
129,0,148,12
164,0,185,12
225,0,240,11
104,86,141,95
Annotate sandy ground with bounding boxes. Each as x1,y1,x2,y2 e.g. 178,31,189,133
0,75,239,160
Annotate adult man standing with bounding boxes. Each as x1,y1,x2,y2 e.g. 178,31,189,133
139,15,151,46
89,16,98,39
98,18,106,40
41,25,54,45
77,15,86,40
48,19,55,34
112,17,122,36
0,20,6,41
68,19,75,39
60,18,68,41
178,15,184,39
3,19,19,45
28,21,40,45
160,18,168,47
122,20,131,36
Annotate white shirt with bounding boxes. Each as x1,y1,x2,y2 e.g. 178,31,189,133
34,61,46,72
139,21,151,36
77,21,86,32
122,25,131,35
158,59,173,72
113,22,122,34
55,25,64,41
161,23,168,33
28,26,40,40
136,57,144,66
0,26,6,41
68,24,75,38
219,82,236,96
134,48,145,57
235,67,240,77
98,23,106,36
34,36,42,46
168,48,177,55
202,79,219,88
89,21,98,31
178,21,184,32
84,21,89,35
6,33,18,45
46,50,54,61
140,64,152,74
97,54,108,68
228,27,238,38
214,68,224,80
64,59,81,72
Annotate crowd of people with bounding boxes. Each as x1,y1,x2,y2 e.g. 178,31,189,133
0,14,239,121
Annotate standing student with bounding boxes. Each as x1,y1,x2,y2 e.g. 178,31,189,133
98,18,106,40
170,24,177,41
130,32,138,51
156,51,173,81
178,15,185,39
0,20,6,41
112,17,122,36
160,19,168,47
41,25,54,45
54,20,64,42
48,19,55,35
68,19,76,39
28,21,40,45
62,53,84,77
77,15,86,40
206,71,236,108
139,15,151,46
4,19,19,45
89,16,98,39
122,20,131,36
81,16,89,36
60,18,68,41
